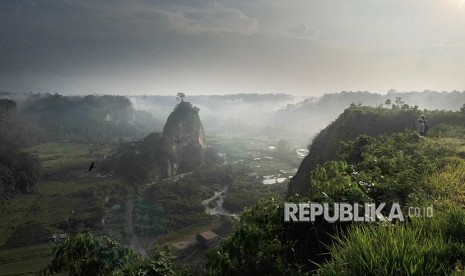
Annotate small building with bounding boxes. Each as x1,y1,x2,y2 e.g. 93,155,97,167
196,230,219,248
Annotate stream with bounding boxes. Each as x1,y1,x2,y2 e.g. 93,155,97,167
201,186,238,219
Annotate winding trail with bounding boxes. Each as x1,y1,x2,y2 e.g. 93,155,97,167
126,185,148,258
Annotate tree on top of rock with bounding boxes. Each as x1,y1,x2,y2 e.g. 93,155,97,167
176,92,185,102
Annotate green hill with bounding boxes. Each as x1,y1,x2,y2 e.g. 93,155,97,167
288,104,465,197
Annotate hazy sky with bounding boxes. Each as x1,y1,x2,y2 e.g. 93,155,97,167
2,0,465,96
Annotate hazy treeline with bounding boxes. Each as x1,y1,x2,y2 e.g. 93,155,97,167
6,90,465,144
133,90,465,141
2,93,163,143
275,90,465,139
130,93,298,135
0,99,41,199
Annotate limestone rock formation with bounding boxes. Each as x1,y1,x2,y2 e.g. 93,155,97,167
112,100,215,182
161,101,207,178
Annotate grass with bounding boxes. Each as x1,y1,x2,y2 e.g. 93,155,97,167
23,142,113,175
0,243,52,263
318,222,464,276
39,179,98,196
0,243,54,275
0,179,110,245
0,255,54,275
425,158,465,205
24,143,93,175
318,134,465,275
0,143,128,274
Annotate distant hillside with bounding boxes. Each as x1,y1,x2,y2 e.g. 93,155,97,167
2,93,163,143
275,90,465,139
287,104,465,197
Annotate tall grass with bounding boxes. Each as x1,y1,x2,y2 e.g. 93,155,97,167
318,221,465,276
425,158,465,205
319,154,465,276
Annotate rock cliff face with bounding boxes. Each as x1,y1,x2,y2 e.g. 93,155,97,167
161,101,207,178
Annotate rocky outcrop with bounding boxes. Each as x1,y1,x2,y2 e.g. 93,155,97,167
113,100,219,182
161,101,207,178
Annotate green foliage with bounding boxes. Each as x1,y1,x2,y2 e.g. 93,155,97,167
207,197,307,276
310,161,371,204
112,245,183,276
208,194,345,275
41,233,181,276
288,104,465,197
41,232,140,275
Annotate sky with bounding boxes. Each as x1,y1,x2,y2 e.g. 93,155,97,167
1,0,465,96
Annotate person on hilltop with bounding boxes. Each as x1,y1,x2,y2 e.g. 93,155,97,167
418,115,429,136
421,115,429,136
418,118,425,136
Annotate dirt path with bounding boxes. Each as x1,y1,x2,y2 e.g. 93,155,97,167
126,185,148,258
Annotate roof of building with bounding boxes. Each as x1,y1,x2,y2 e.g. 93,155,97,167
197,230,218,241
